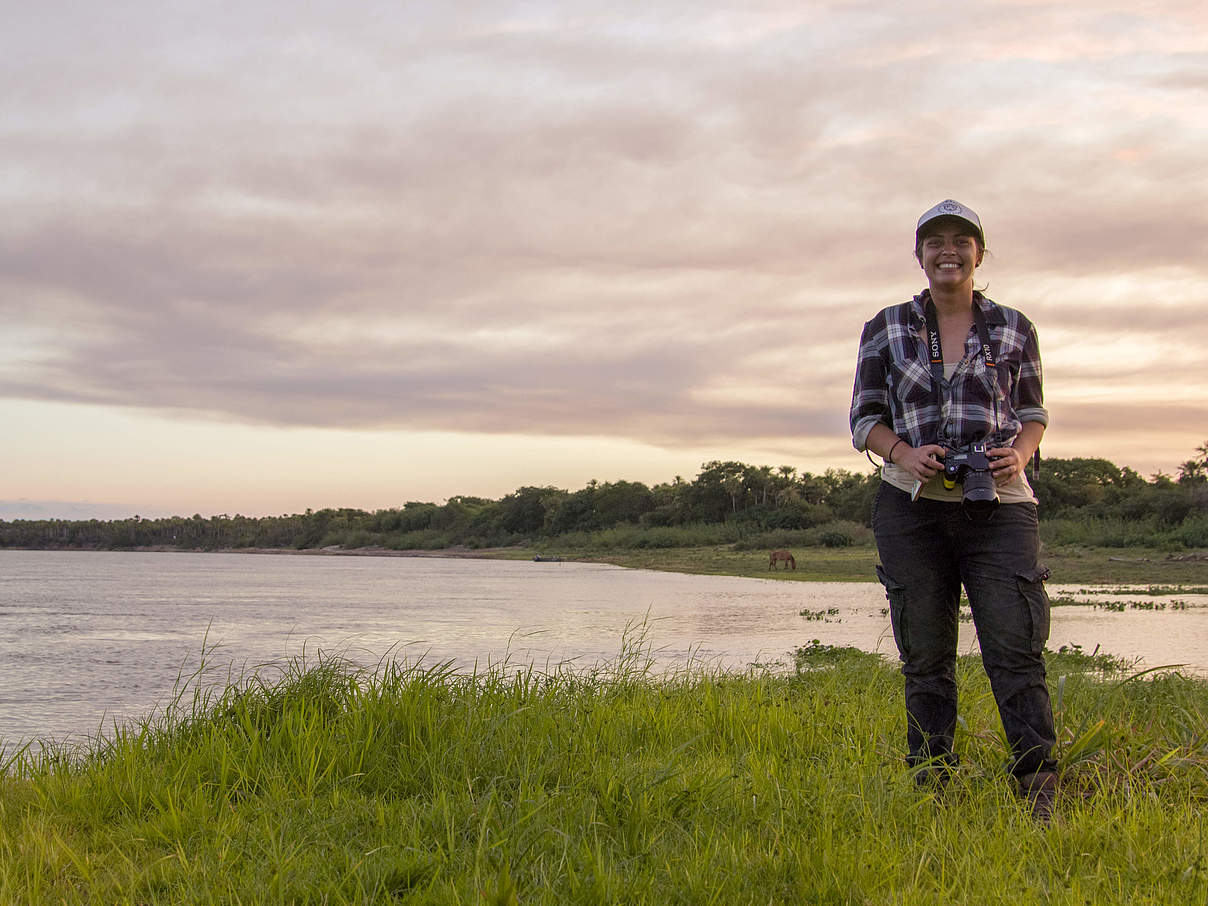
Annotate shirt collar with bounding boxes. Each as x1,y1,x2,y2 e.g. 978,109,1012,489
910,290,1006,327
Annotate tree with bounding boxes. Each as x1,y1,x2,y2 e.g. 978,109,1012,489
546,488,598,535
774,465,799,505
1031,457,1127,516
495,486,564,537
642,479,689,527
822,468,880,525
593,480,654,526
687,461,749,522
748,465,776,506
1178,440,1208,484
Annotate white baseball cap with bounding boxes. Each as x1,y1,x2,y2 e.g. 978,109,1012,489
916,199,985,247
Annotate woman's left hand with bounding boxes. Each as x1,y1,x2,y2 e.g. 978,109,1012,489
988,446,1027,485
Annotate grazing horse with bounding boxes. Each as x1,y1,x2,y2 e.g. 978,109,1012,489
769,549,796,570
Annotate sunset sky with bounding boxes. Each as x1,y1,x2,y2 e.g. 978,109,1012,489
4,1,1207,520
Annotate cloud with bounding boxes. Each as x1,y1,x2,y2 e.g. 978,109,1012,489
3,0,1207,471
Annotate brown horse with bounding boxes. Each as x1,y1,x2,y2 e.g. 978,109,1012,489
769,549,796,570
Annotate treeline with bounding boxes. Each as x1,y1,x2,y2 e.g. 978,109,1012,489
3,445,1207,553
0,463,876,553
1031,447,1208,548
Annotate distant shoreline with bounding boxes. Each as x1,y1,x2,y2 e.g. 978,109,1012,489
187,545,522,560
7,544,1208,587
1,544,527,559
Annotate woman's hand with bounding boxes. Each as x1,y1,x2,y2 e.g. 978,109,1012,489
988,445,1027,485
894,443,947,482
989,422,1044,486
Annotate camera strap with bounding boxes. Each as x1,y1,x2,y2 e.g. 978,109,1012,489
921,297,1042,479
924,298,1001,447
923,298,996,388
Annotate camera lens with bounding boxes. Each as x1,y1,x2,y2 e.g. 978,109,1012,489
961,470,999,519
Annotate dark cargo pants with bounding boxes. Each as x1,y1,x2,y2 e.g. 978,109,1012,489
872,483,1056,778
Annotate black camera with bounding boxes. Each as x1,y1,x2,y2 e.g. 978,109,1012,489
942,443,999,518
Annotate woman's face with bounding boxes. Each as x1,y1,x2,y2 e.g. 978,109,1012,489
917,222,983,291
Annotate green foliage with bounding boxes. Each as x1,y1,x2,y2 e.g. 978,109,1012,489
1040,513,1208,551
730,520,873,553
819,530,853,548
555,522,739,550
792,639,883,668
1034,452,1206,529
1024,448,1208,548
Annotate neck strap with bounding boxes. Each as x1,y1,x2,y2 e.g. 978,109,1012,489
923,298,995,386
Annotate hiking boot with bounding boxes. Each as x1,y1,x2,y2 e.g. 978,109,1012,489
910,754,957,792
1017,771,1058,823
912,764,952,791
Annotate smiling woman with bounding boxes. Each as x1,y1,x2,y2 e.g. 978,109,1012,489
850,199,1058,819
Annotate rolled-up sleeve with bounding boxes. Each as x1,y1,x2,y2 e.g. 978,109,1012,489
850,316,891,451
1012,319,1048,427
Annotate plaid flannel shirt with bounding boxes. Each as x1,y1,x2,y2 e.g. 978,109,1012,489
850,290,1047,453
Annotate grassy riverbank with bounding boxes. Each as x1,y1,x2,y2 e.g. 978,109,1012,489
524,543,1208,587
226,540,1208,586
3,641,1208,903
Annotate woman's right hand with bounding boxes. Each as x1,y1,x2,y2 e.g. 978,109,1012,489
893,443,947,482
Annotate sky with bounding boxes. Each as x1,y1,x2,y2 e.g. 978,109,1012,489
3,0,1208,520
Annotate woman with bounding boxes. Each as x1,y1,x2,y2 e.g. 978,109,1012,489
849,200,1057,819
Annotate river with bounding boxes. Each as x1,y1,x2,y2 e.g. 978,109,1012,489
2,549,1206,745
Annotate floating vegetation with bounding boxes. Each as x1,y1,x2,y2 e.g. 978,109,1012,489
1052,594,1196,611
1050,594,1091,607
1076,585,1208,596
791,638,880,667
1095,600,1192,612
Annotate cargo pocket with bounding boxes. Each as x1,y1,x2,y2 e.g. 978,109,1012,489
1016,565,1051,654
877,564,908,658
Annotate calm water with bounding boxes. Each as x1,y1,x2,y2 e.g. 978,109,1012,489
2,550,1207,744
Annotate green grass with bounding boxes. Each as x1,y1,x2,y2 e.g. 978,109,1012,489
520,542,1208,587
4,638,1208,903
540,544,880,582
151,524,1208,587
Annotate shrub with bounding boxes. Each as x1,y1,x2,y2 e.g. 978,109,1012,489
818,530,853,548
383,529,450,551
803,520,873,548
1171,515,1208,549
